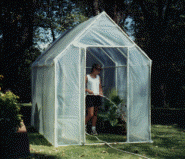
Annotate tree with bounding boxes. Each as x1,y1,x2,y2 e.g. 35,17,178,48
0,0,88,102
33,0,88,49
130,0,185,62
129,0,185,108
16,46,41,102
1,0,39,98
71,0,131,25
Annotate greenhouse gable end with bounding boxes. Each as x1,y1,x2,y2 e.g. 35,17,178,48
31,11,152,147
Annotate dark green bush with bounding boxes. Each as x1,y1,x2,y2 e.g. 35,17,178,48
0,91,23,134
0,75,3,91
103,88,124,127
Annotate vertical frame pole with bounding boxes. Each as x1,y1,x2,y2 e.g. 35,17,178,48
115,64,118,94
54,61,58,147
103,67,105,89
31,67,33,126
103,66,105,110
84,47,87,144
126,47,130,143
79,47,82,144
148,60,152,142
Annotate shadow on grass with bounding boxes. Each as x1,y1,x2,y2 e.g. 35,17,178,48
173,123,185,132
137,124,185,159
104,141,184,159
26,153,58,159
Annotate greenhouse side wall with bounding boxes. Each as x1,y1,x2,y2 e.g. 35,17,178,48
42,66,55,145
31,65,55,146
56,45,84,146
31,67,45,134
127,46,151,142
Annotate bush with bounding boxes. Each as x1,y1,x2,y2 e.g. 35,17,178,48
103,88,125,127
0,91,23,135
0,75,4,91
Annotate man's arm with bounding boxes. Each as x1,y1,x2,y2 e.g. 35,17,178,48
99,77,103,96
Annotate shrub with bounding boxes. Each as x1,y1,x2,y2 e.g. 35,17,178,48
0,75,4,91
0,91,23,135
103,88,126,127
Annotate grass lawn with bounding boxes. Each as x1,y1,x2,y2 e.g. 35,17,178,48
24,124,185,159
85,133,126,144
19,103,32,107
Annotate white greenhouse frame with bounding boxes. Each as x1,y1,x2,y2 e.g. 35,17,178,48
31,11,153,147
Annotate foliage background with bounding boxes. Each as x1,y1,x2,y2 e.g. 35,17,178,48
0,0,185,108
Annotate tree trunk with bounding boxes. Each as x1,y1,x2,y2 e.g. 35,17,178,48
94,0,100,15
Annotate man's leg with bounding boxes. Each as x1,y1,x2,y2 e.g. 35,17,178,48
92,106,98,126
85,107,94,125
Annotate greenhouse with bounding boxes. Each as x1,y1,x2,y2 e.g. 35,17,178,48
31,11,153,147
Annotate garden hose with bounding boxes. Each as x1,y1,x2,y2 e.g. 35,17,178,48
85,132,151,159
86,94,151,159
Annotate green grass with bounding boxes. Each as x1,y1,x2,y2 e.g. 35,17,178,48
24,124,185,159
86,133,126,144
19,103,32,107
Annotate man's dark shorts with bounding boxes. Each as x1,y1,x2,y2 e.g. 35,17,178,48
86,95,102,108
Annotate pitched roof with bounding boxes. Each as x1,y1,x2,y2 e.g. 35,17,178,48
32,11,151,67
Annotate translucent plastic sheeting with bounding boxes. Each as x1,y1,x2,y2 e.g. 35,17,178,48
91,13,115,27
117,66,127,100
31,67,40,131
57,117,80,144
42,66,55,145
86,49,105,68
31,66,55,145
127,46,151,142
31,67,44,134
102,67,115,96
86,47,127,67
129,46,150,66
55,45,84,145
128,65,150,142
101,47,127,66
78,15,134,47
87,47,115,67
